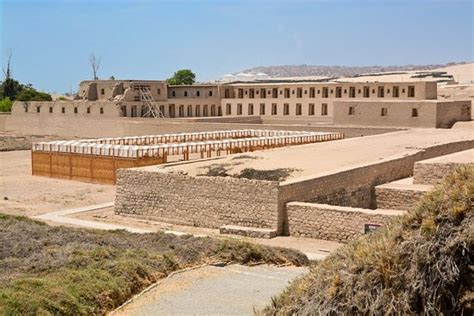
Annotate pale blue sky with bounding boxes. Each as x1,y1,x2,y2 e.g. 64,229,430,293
1,0,472,93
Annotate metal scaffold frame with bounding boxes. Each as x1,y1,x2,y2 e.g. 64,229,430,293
138,86,165,118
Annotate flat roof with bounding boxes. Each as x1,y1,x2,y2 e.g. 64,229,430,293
145,128,473,183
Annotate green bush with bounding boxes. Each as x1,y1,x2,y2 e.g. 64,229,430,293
0,97,13,112
16,88,52,101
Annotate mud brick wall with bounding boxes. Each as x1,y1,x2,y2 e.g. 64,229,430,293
375,187,428,211
287,202,404,243
115,169,283,232
413,162,474,185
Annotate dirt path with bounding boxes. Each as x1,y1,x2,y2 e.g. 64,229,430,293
113,264,307,315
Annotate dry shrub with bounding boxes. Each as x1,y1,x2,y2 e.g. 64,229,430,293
0,215,308,315
262,166,474,315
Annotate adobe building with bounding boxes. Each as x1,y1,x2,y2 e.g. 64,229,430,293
9,78,471,129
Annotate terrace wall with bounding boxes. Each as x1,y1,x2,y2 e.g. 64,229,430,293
287,202,404,243
277,139,473,233
115,169,283,232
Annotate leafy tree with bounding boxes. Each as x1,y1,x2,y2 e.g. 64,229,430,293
0,97,13,112
16,88,52,101
167,69,196,85
0,78,23,100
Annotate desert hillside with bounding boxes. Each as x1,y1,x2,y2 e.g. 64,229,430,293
241,62,470,79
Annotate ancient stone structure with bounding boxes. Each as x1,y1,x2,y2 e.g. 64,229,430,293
115,131,473,241
9,79,471,129
31,130,344,184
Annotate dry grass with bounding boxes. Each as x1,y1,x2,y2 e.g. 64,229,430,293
199,163,299,182
262,166,474,315
0,215,308,315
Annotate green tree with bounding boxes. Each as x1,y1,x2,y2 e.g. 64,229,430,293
0,97,13,112
16,88,52,101
167,69,196,85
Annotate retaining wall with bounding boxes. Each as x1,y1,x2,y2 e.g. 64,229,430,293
287,202,404,243
115,169,282,232
375,186,428,211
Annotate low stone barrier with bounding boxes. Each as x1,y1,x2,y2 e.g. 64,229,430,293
287,202,404,243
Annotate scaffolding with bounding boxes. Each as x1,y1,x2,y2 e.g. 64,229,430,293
138,86,165,118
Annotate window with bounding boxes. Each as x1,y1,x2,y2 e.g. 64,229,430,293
36,106,41,113
393,86,399,98
260,89,266,98
224,89,230,98
249,89,255,98
349,87,356,98
272,88,278,98
131,105,137,117
62,107,65,113
296,88,303,98
87,107,91,114
283,103,289,115
195,105,201,117
100,107,104,114
121,106,127,117
169,105,175,118
248,103,254,115
296,103,302,115
209,91,213,97
322,87,329,98
402,88,406,93
348,106,355,115
226,103,231,115
237,103,242,115
159,105,165,116
412,108,418,117
308,103,315,115
211,105,216,116
172,91,176,97
157,88,161,95
381,107,388,116
309,88,315,98
377,86,384,97
187,105,192,116
184,91,188,97
271,103,277,115
372,89,376,94
321,103,328,116
363,86,370,98
335,87,342,98
408,86,415,97
101,88,105,95
74,107,78,114
203,105,208,116
49,107,53,113
259,103,265,115
284,88,290,98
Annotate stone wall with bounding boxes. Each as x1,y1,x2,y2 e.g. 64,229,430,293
287,202,404,243
115,168,283,232
2,111,398,138
375,186,428,211
413,161,474,185
278,139,473,233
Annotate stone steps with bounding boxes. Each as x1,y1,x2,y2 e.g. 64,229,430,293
219,225,277,239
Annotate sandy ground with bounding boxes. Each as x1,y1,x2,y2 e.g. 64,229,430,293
0,150,115,216
154,128,474,183
71,207,341,258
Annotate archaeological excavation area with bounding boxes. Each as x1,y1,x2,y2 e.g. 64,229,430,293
114,128,473,241
31,130,343,184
